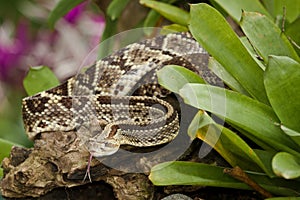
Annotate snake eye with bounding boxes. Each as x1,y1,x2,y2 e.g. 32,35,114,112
104,142,118,148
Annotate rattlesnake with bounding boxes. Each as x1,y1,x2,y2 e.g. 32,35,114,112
22,32,219,158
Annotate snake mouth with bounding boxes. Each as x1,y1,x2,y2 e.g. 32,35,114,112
87,138,120,158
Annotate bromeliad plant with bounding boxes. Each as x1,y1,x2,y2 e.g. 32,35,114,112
141,1,300,198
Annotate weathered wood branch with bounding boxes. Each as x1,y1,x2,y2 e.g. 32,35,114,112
0,126,205,199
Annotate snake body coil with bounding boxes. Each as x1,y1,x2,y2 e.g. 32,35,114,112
22,33,218,157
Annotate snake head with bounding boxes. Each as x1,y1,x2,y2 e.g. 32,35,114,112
86,138,120,158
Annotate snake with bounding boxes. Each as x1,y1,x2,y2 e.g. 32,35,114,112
22,32,219,158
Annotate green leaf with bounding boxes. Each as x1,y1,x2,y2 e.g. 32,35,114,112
0,138,17,164
157,65,205,94
239,37,266,70
189,4,269,104
140,0,189,26
253,149,276,177
262,0,300,23
107,0,130,20
23,66,60,96
100,16,118,43
232,126,276,151
161,24,188,34
150,161,249,188
98,16,118,59
143,9,161,32
240,11,300,63
0,117,32,147
212,0,271,22
285,18,300,55
149,161,300,196
272,152,300,179
264,56,300,132
0,139,21,178
187,110,213,139
0,90,33,147
280,125,300,146
48,0,84,28
208,57,250,95
188,111,275,176
179,83,300,156
143,0,178,32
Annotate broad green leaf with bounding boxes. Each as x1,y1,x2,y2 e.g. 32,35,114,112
233,126,276,151
208,58,250,95
161,24,188,34
262,0,300,23
0,91,33,147
179,83,300,156
239,37,266,70
188,110,213,139
139,0,189,26
0,117,31,147
107,0,130,20
150,161,249,188
281,125,300,146
0,139,21,178
143,0,178,33
157,65,205,94
98,17,118,59
143,10,161,33
48,0,84,28
253,149,276,177
240,12,300,63
264,56,300,132
150,161,300,196
272,152,300,179
285,18,300,58
189,4,269,104
100,16,118,43
188,111,274,175
23,66,60,96
212,0,270,22
0,138,17,164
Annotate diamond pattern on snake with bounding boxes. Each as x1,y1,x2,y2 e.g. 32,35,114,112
22,32,219,170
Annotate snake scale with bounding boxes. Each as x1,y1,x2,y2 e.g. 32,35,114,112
22,32,219,158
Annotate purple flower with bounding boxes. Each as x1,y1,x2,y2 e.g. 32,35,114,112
0,1,105,86
64,2,87,24
0,22,30,82
89,15,106,46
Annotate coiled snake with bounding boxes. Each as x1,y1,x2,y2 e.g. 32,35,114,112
22,32,218,160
